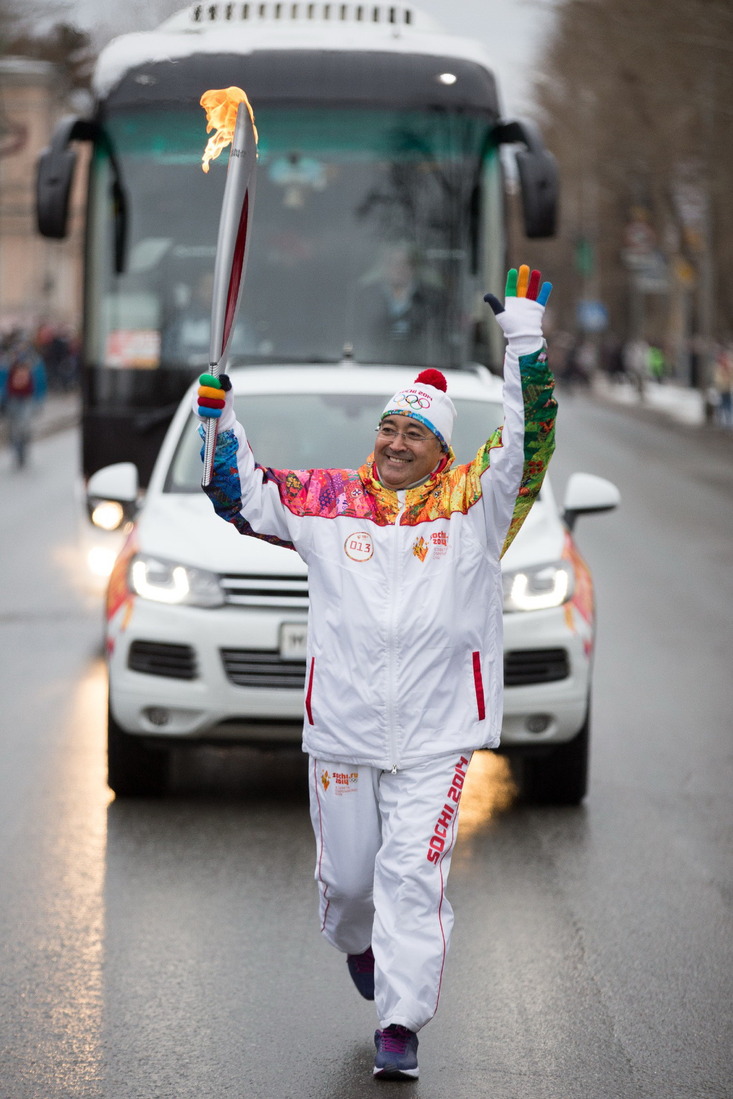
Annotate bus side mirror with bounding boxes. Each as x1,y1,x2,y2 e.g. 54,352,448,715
497,120,559,239
36,116,94,239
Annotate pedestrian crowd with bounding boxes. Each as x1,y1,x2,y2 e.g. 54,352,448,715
0,324,79,468
548,329,733,429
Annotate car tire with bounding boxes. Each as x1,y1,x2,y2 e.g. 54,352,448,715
518,707,590,806
107,703,170,797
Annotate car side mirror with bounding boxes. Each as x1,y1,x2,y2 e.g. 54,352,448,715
87,462,140,531
88,462,139,503
562,472,620,531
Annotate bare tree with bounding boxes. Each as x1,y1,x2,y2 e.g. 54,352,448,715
527,0,733,375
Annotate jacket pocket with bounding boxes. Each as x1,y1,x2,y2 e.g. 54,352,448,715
305,657,315,725
472,651,486,721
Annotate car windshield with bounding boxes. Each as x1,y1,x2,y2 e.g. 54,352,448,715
165,392,503,491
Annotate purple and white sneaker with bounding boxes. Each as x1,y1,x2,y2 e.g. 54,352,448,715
346,946,375,1000
373,1024,419,1080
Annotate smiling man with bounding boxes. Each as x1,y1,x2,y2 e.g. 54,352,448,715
194,265,556,1082
373,368,453,489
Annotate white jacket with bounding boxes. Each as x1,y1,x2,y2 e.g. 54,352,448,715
202,346,556,770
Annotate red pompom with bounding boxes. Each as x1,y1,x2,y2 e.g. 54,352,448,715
414,368,447,392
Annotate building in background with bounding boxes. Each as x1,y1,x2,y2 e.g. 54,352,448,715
0,56,84,333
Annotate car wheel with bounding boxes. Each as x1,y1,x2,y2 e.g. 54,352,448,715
107,703,170,797
518,707,590,806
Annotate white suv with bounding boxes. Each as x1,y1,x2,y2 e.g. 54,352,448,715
92,365,619,803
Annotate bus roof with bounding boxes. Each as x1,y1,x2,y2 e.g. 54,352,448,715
93,1,501,102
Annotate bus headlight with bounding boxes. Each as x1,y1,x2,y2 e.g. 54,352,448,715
503,561,575,613
129,555,224,607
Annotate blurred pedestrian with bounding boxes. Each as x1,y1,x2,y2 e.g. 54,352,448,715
601,335,626,384
713,342,733,428
648,344,666,383
560,335,594,390
623,337,649,396
36,323,78,391
0,332,47,468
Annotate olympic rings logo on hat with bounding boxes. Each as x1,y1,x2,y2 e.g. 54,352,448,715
394,392,431,410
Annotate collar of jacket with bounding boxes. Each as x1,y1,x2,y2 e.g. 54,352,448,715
357,448,456,515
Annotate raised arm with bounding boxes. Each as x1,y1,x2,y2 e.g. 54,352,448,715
480,265,557,555
193,372,297,548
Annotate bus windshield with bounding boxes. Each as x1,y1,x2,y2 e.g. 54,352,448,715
86,106,496,375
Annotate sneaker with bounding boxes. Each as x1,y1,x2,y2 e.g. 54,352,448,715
373,1025,419,1080
346,946,375,1000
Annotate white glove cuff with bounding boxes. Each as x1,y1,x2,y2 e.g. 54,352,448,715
495,296,545,348
507,335,546,357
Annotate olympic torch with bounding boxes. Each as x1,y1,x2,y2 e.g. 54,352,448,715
200,87,258,487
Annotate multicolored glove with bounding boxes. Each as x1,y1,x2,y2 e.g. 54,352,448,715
193,372,235,432
484,265,552,356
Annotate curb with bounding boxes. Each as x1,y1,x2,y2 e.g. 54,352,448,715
587,376,733,449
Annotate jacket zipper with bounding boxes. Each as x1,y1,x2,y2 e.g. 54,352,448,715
386,492,407,772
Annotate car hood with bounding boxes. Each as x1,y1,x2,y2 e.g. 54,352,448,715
500,495,567,570
135,493,306,575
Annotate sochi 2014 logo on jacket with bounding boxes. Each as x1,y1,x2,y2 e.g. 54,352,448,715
412,531,449,563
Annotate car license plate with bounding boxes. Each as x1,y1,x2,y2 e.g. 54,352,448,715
280,622,308,661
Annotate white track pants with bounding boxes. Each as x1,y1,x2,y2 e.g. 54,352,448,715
308,752,472,1033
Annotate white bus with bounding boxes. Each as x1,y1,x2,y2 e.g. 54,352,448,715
37,1,557,491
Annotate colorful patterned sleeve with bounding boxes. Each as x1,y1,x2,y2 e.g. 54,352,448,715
201,426,297,550
500,347,557,556
201,424,374,547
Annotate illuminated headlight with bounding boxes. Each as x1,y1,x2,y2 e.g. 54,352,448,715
88,545,119,579
91,499,126,531
129,555,224,608
503,561,575,613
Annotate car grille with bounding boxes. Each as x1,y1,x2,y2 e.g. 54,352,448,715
220,647,570,691
128,640,197,680
220,573,309,610
221,649,307,689
504,648,569,686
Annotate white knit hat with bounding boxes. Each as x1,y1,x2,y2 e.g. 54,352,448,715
380,369,456,451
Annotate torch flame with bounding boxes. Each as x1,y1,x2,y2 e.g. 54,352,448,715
200,86,258,173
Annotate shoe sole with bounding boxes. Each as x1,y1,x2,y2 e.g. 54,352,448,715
373,1066,419,1080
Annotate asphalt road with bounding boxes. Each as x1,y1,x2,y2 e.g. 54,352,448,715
0,393,731,1099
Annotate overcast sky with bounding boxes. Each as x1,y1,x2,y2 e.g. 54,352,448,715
54,0,558,118
402,0,557,116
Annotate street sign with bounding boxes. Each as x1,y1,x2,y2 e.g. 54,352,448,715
576,299,608,333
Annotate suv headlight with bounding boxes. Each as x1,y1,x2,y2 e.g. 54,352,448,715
503,561,575,613
129,554,224,608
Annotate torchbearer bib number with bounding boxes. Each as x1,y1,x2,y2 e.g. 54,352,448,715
344,532,374,562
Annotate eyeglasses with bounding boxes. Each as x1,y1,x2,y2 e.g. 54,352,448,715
375,424,434,445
